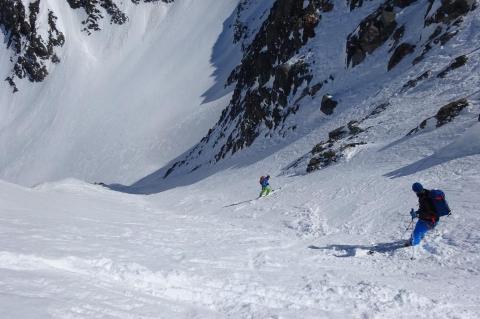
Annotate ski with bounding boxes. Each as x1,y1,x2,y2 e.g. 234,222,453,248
223,188,281,208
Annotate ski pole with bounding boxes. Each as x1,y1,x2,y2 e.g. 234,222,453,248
402,219,414,240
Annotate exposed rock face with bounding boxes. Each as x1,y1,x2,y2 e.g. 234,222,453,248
413,0,476,65
0,0,174,91
347,0,475,69
401,71,431,92
425,0,477,25
163,0,477,179
285,114,370,174
346,2,399,68
66,0,174,34
388,42,415,70
364,102,390,119
437,55,468,78
66,0,127,33
328,121,364,141
435,98,469,126
407,98,469,135
3,0,474,180
0,0,65,92
165,0,334,177
305,120,367,173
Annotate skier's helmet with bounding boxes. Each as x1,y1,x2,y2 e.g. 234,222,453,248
412,182,424,193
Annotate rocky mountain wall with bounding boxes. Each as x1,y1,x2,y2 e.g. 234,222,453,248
162,0,478,178
0,0,173,92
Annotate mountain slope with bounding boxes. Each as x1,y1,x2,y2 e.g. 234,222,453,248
157,0,479,183
1,119,479,317
0,1,480,317
0,0,238,186
1,0,478,189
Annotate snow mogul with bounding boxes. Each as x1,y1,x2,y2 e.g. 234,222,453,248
406,182,451,247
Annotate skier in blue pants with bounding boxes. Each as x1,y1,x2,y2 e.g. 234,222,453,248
410,218,436,246
407,182,439,246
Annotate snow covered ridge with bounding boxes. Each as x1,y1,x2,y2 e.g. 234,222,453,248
162,0,479,179
0,0,173,92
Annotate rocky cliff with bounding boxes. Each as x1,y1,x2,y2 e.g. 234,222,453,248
163,0,478,178
0,0,173,92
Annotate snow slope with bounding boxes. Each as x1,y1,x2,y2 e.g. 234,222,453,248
1,118,479,318
138,0,480,184
0,0,239,186
1,1,480,318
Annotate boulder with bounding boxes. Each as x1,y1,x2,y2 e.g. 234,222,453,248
328,126,348,141
321,94,338,115
435,98,469,127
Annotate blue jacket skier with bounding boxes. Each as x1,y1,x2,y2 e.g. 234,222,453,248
259,175,271,197
407,182,441,246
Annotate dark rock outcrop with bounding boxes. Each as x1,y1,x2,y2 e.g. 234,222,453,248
437,55,468,78
388,42,415,70
328,121,364,141
307,149,339,172
426,0,476,25
346,3,399,67
0,0,173,91
306,138,366,173
401,71,431,92
347,0,473,69
414,0,475,64
299,119,367,173
66,0,127,33
289,100,396,174
413,28,460,65
435,98,469,126
407,98,469,135
66,0,174,34
364,102,390,119
0,0,65,91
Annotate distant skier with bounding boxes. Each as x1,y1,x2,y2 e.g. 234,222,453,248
406,182,451,247
259,175,272,197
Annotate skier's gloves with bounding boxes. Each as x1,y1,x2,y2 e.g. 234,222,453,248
410,209,417,219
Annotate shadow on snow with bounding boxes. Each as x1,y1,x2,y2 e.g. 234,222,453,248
384,123,480,178
308,240,407,257
200,7,240,104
